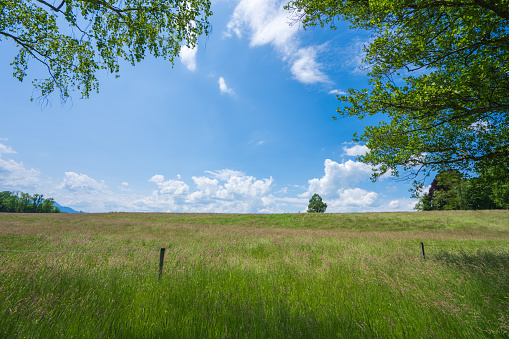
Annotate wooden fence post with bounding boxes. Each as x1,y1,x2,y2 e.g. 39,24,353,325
159,248,166,280
420,242,425,259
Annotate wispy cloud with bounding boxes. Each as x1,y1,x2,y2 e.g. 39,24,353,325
329,89,346,96
291,47,330,84
342,144,369,157
0,143,16,155
225,0,331,86
219,77,235,95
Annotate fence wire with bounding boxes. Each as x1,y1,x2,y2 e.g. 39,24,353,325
0,249,159,254
0,248,165,276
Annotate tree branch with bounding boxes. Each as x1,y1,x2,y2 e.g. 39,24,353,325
35,0,65,12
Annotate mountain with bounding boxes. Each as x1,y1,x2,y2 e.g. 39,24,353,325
53,202,85,214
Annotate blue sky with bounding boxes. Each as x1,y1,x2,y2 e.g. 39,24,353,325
0,0,419,213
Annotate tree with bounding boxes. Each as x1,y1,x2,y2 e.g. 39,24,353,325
1,0,212,102
32,193,44,213
40,197,60,213
308,193,327,213
415,167,509,210
286,0,509,191
467,162,509,209
428,170,469,210
0,191,60,213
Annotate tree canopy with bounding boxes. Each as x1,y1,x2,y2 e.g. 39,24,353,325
287,0,509,190
0,0,212,101
415,166,509,210
0,191,61,213
308,193,327,213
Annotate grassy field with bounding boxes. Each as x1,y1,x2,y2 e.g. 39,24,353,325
0,211,508,338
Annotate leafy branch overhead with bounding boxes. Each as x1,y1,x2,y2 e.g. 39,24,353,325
287,0,509,189
0,0,212,101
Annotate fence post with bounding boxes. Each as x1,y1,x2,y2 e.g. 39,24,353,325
420,242,425,259
159,248,166,280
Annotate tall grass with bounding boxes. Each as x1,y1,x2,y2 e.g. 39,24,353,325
0,211,508,338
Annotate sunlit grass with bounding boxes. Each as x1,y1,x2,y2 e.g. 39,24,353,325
0,211,508,338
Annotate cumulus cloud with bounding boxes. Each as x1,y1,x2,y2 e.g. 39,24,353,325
0,158,40,189
325,188,380,212
180,45,197,71
138,169,275,213
225,0,330,85
60,172,106,191
301,159,372,198
0,142,40,189
343,144,369,157
0,140,418,213
219,77,235,95
149,174,189,195
339,188,378,207
389,200,400,208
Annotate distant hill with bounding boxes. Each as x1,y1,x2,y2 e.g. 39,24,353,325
53,202,85,214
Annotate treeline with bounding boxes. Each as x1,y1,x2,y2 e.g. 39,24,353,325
0,191,60,213
415,167,509,211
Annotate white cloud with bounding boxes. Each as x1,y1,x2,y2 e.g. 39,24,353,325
291,47,330,84
138,169,275,213
329,89,346,96
226,0,299,47
389,200,400,208
0,140,419,213
149,174,165,184
225,0,331,86
0,142,40,189
301,159,372,198
338,188,378,207
119,181,132,192
149,175,190,195
60,172,106,191
0,159,40,189
180,45,197,71
343,144,369,157
0,143,16,155
219,77,235,95
325,188,379,212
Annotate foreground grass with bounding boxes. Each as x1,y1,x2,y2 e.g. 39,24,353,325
0,211,508,338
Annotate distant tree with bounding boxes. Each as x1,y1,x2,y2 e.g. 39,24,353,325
0,191,60,213
415,193,432,211
467,162,509,209
308,193,327,213
32,193,44,213
415,167,509,211
40,198,60,213
430,170,469,210
18,192,31,213
0,191,12,212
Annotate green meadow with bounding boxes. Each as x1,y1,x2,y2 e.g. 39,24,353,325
0,211,508,338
